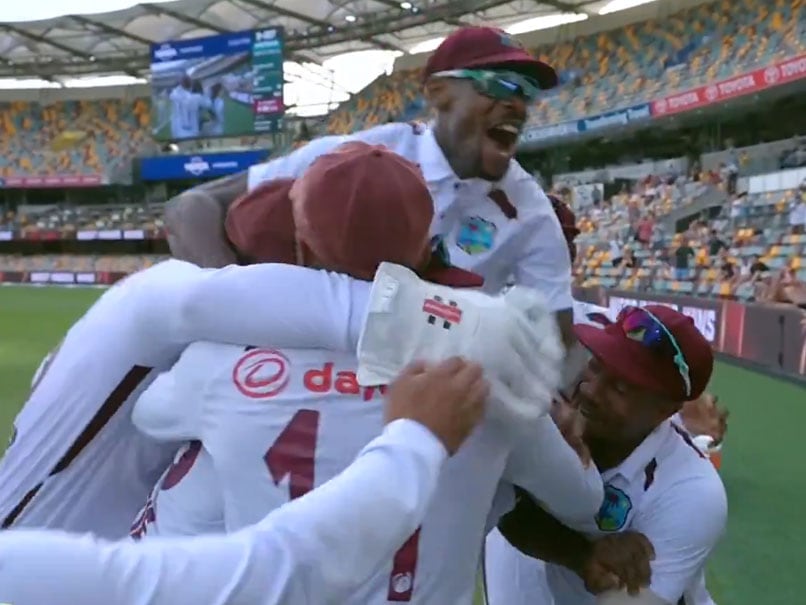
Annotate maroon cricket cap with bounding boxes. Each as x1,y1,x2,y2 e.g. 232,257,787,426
225,178,297,264
574,305,714,401
291,141,483,287
227,141,483,288
423,26,558,89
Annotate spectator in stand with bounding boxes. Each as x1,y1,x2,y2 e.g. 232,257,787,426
636,213,654,245
674,241,695,281
730,193,748,229
708,229,728,256
750,255,770,277
790,181,806,235
620,248,638,269
718,251,736,281
609,235,624,267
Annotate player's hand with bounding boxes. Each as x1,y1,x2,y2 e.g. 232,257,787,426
384,358,489,455
679,393,729,446
551,395,591,467
581,531,655,596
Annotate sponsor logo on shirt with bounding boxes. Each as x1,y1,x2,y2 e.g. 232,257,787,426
304,363,386,401
232,349,291,399
595,484,633,531
456,216,497,254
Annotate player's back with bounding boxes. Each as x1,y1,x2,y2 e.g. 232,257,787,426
0,266,184,538
153,341,513,604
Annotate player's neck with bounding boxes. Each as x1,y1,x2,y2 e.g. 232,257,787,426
586,432,651,472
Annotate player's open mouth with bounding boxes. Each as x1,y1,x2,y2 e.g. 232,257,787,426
486,123,520,155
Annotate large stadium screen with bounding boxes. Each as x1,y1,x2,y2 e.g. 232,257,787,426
150,28,284,141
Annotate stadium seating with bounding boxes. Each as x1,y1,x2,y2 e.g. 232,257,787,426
0,99,152,179
323,0,805,133
0,204,165,238
574,183,806,302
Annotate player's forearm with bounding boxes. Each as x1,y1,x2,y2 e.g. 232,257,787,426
505,416,603,527
497,488,592,577
153,261,370,352
165,191,235,268
164,172,247,268
0,421,446,605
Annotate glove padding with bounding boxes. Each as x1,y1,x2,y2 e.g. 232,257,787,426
356,263,564,427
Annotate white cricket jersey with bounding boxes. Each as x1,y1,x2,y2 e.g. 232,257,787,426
134,342,603,604
130,441,224,539
247,122,573,307
0,259,371,538
0,419,448,605
546,420,727,605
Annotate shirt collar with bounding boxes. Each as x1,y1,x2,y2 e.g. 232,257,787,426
602,419,674,483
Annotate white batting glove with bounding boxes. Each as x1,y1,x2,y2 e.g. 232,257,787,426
356,263,564,426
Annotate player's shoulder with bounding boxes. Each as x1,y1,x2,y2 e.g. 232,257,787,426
499,162,552,220
649,422,726,506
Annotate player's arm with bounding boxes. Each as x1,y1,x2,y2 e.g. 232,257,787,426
163,135,350,267
131,343,213,441
0,420,446,605
502,414,604,528
137,259,371,352
513,186,576,348
498,485,594,575
497,490,657,601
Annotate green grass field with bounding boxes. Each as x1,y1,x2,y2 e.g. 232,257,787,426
1,286,803,605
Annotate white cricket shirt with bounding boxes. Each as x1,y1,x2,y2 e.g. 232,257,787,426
133,340,603,605
0,419,447,605
546,419,727,605
247,122,573,307
0,259,370,538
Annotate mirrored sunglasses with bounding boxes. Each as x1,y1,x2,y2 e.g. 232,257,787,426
432,68,542,102
616,305,692,398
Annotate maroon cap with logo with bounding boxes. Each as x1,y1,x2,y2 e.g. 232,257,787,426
423,26,558,89
225,178,297,264
292,141,483,287
574,305,714,401
226,141,483,288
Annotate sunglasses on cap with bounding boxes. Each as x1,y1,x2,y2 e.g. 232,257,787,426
432,68,542,102
617,306,692,398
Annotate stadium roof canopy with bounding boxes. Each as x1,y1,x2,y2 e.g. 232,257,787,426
0,0,631,80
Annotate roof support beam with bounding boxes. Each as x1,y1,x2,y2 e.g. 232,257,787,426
284,0,514,50
535,0,593,15
69,14,154,46
0,24,141,77
142,4,228,33
237,0,405,53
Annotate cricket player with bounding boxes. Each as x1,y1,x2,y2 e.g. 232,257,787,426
132,143,602,604
0,181,549,540
163,27,578,345
497,305,727,605
0,357,489,605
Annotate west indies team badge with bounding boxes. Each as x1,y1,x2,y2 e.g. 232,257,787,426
456,216,497,254
595,484,633,532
